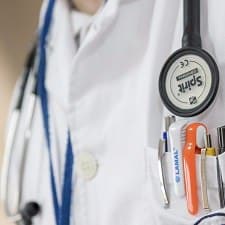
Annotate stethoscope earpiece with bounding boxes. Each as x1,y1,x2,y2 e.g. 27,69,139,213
3,202,41,225
159,48,219,117
20,202,41,225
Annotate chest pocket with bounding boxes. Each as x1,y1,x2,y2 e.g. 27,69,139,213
145,146,225,225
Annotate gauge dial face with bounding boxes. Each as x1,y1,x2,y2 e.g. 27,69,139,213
165,54,212,110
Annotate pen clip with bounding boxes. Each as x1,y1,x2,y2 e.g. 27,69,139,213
158,139,169,208
200,148,210,212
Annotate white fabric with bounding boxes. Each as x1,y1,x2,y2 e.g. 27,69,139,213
71,10,91,35
5,0,225,224
70,10,92,46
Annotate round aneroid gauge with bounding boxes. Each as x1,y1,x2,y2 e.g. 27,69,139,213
159,48,219,117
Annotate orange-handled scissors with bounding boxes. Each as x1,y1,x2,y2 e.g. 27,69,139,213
183,123,207,215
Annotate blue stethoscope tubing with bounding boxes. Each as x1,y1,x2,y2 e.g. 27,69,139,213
37,0,74,225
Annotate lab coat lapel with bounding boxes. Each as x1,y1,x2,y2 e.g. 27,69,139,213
45,0,121,110
73,0,120,53
46,0,76,111
44,0,136,191
43,0,76,200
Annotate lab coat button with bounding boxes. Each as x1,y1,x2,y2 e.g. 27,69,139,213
76,152,98,180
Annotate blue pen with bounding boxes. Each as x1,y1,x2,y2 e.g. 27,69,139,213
164,116,176,152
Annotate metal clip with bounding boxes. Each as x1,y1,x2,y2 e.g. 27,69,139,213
158,139,169,208
200,148,210,212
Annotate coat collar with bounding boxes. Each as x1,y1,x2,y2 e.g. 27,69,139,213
41,0,138,110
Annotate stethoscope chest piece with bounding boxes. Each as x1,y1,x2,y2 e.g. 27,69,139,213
159,47,219,117
159,0,220,117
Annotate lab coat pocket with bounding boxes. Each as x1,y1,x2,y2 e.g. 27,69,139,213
145,146,225,225
193,152,225,225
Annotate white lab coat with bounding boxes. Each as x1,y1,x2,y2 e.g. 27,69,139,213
6,0,225,224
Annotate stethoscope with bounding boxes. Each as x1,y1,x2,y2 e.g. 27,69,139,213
0,41,40,225
3,0,214,224
1,0,74,224
158,0,222,221
0,0,94,223
159,0,219,117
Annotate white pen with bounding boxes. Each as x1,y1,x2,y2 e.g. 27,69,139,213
169,120,187,197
